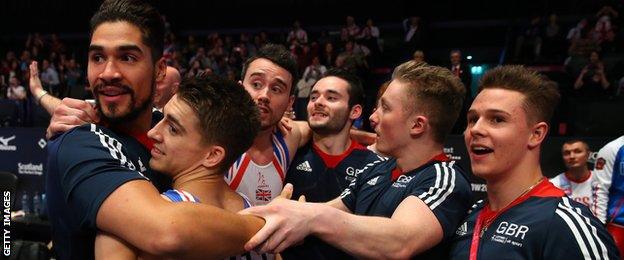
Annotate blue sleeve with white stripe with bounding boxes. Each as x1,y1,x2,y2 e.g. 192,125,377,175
410,162,472,240
544,197,619,259
53,124,147,229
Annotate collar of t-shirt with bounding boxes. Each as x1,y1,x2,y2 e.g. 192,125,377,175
312,139,366,168
391,152,450,182
481,178,565,219
124,130,154,151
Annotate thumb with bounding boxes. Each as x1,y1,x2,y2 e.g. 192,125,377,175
298,195,306,203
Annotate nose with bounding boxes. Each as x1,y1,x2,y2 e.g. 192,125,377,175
147,120,164,142
256,85,270,104
369,109,379,128
467,118,486,138
99,60,122,83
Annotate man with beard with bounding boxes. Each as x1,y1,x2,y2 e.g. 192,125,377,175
281,68,384,259
46,0,264,259
241,61,473,259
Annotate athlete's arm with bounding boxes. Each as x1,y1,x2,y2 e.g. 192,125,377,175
594,142,618,223
95,232,138,260
96,180,265,259
242,196,442,259
350,128,376,146
29,61,63,115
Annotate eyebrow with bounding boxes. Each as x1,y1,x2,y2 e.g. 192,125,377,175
467,108,512,116
249,72,288,88
88,44,143,54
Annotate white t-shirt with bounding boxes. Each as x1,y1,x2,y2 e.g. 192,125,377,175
550,171,607,223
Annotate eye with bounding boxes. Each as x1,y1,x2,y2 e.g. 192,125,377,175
467,115,478,124
327,96,337,101
309,94,318,101
90,53,105,63
491,116,504,124
121,54,137,62
271,85,283,94
168,124,179,135
252,82,262,89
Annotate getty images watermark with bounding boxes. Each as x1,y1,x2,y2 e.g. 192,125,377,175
3,191,10,256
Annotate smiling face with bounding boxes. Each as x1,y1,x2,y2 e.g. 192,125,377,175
307,76,359,135
369,80,414,157
147,95,212,175
464,88,533,180
88,21,162,124
241,58,294,130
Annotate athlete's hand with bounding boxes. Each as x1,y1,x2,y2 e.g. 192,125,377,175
240,184,311,254
278,117,293,136
29,61,44,95
47,98,100,139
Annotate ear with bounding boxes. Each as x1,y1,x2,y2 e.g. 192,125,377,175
409,114,428,136
288,94,295,109
201,145,226,169
349,104,362,120
155,57,166,82
528,122,549,149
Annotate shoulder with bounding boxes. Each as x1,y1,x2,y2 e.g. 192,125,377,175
545,197,615,257
598,136,624,158
549,173,566,185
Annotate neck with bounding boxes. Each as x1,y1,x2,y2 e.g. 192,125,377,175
110,108,152,134
312,126,352,155
172,166,233,208
395,138,444,173
567,166,590,181
486,159,544,211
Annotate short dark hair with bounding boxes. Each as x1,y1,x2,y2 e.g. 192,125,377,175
241,44,298,94
177,75,260,173
322,68,364,109
90,0,165,62
479,65,560,124
392,61,466,144
562,139,590,151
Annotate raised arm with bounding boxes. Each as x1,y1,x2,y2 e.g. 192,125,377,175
30,61,62,115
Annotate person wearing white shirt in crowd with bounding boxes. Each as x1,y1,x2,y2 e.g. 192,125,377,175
550,139,607,223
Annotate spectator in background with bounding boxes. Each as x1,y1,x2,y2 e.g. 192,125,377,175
287,20,308,45
550,139,606,222
40,59,61,96
153,66,181,111
63,58,84,98
514,15,542,63
320,42,337,68
448,50,471,93
295,56,327,120
413,50,425,63
403,16,425,55
566,18,588,43
359,18,381,54
542,14,563,61
574,51,610,97
449,49,471,134
340,16,360,42
593,6,619,43
6,76,26,101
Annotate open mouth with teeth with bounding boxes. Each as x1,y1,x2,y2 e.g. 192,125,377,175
472,146,493,155
311,111,329,118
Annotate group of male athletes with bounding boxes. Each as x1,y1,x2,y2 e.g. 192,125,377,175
39,0,621,259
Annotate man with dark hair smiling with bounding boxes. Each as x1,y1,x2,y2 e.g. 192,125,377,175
46,1,264,259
